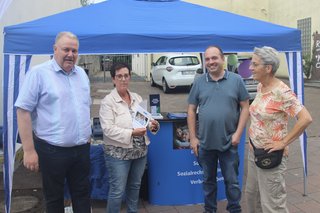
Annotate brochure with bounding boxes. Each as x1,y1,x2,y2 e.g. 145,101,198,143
167,112,187,119
132,104,152,128
149,94,161,115
151,113,163,119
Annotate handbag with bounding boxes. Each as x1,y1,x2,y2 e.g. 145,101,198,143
249,138,284,169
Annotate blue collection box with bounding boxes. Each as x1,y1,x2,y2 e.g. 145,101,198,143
147,120,246,205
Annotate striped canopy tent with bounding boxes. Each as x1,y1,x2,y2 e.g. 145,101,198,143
2,0,306,212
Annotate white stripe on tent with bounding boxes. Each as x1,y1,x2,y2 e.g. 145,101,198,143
287,52,295,93
4,55,15,213
285,52,308,190
19,56,28,90
3,54,31,213
285,52,307,176
295,51,308,178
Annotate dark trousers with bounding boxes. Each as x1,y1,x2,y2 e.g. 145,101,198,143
34,135,91,213
198,146,241,213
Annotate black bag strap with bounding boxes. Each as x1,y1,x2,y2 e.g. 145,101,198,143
249,138,257,150
250,138,285,154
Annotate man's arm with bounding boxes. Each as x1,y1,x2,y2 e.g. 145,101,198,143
17,108,39,172
232,99,250,146
187,104,199,156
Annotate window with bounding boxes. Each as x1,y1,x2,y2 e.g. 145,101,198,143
169,56,200,66
297,17,312,56
156,56,166,65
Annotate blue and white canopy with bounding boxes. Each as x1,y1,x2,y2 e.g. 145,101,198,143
2,0,306,212
4,0,302,54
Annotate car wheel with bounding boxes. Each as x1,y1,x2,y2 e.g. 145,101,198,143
150,74,156,87
162,79,170,93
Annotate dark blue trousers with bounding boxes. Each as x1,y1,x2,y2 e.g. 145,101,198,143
198,146,241,213
34,135,91,213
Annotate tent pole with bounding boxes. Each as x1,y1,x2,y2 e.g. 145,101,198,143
303,142,308,197
303,171,307,196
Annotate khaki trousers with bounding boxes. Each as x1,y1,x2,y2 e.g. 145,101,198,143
245,150,289,213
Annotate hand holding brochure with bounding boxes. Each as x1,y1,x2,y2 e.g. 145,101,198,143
132,101,160,135
132,105,152,128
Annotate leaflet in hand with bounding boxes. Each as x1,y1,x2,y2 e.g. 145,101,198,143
132,104,152,128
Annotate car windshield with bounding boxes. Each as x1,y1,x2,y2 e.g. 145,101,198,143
169,56,200,66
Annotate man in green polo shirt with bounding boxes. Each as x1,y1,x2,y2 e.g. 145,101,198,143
187,45,249,213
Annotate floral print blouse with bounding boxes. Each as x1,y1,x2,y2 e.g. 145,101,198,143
249,81,303,148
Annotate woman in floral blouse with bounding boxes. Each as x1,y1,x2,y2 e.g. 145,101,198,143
245,46,312,213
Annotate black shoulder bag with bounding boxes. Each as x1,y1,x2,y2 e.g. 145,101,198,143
249,138,284,169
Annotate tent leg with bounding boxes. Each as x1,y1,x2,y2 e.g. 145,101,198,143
303,170,307,196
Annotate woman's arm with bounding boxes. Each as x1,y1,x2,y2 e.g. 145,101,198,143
282,107,312,146
266,107,312,152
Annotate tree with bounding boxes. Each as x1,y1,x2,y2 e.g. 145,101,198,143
303,54,312,79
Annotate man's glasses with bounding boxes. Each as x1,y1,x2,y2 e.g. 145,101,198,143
115,74,130,80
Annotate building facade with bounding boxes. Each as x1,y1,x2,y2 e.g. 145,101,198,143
0,0,81,124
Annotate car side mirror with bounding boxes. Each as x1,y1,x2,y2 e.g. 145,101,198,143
196,68,204,74
151,62,156,66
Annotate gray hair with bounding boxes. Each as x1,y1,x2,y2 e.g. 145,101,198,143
253,46,280,74
55,31,79,46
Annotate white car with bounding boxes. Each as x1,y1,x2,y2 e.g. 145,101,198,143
150,54,201,93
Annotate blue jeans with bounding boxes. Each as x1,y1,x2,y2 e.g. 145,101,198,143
105,154,147,213
198,146,241,213
34,136,91,213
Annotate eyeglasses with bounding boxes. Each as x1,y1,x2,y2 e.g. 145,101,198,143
250,62,267,67
115,74,130,80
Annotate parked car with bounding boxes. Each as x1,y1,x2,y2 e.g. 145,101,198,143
194,56,258,103
150,54,201,93
243,77,258,103
237,58,258,103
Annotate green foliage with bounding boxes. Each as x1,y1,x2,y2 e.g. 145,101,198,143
303,54,312,79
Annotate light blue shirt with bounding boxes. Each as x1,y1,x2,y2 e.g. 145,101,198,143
15,59,91,147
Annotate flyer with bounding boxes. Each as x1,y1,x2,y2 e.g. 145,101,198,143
149,94,163,119
132,104,152,128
